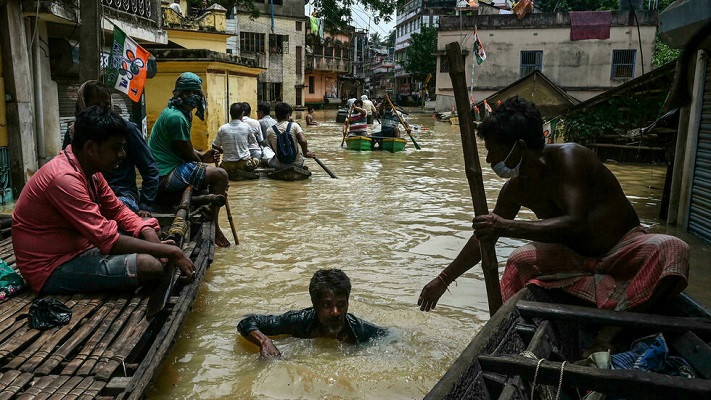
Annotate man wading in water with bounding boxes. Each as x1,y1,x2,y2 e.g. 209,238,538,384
418,97,689,353
237,269,387,357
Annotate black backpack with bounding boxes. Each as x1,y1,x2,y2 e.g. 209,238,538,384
272,122,297,164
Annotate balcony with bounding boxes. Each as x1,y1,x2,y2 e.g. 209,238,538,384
102,0,159,22
306,55,351,73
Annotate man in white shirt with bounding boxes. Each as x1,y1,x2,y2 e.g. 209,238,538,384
361,95,378,122
257,102,277,165
266,102,313,169
169,0,183,16
213,103,259,179
241,102,263,161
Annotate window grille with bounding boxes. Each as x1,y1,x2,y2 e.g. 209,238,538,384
240,32,265,53
611,49,636,79
269,34,289,54
520,50,543,77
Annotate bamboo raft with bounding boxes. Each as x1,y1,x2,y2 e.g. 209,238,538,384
0,201,216,398
426,288,711,399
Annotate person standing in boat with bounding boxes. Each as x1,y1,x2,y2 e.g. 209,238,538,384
418,96,689,321
237,269,388,358
148,72,231,247
361,95,378,124
266,102,314,169
346,99,368,137
213,103,260,179
12,106,195,295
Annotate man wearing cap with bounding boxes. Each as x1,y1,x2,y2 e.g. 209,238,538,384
361,95,378,123
148,72,231,247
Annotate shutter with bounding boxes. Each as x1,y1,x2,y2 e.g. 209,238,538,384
688,63,711,243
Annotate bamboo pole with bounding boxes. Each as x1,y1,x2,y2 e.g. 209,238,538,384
446,41,503,316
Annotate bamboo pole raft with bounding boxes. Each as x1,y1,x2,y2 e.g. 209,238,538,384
0,187,216,399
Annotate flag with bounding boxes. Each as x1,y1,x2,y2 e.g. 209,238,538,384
467,0,479,7
473,30,486,65
104,26,150,102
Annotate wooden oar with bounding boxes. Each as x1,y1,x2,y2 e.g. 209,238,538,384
385,95,421,150
446,41,502,316
340,105,354,147
312,156,338,178
215,158,239,245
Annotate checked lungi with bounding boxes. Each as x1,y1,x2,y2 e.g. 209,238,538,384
500,226,690,310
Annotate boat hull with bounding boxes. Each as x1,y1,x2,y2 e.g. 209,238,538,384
345,135,373,151
263,165,312,181
381,137,407,152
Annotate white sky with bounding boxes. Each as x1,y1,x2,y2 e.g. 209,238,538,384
304,1,397,39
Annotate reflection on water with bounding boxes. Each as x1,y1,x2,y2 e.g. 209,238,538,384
149,109,710,399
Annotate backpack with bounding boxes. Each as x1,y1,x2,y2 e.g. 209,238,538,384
272,122,297,164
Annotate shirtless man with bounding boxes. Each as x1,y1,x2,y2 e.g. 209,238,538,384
418,97,689,321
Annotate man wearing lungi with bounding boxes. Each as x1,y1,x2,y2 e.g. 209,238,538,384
418,97,689,348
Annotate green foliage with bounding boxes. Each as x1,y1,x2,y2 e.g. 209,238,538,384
370,32,383,47
385,30,396,48
403,26,437,82
561,94,666,144
653,35,680,67
311,0,395,32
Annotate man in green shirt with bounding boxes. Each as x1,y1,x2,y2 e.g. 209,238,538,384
148,72,230,247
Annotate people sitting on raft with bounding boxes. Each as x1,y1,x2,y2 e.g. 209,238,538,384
237,269,388,358
213,102,260,180
12,106,194,295
370,99,408,149
147,72,231,247
306,107,319,126
345,99,368,137
257,102,277,165
417,96,689,352
241,102,263,163
266,102,314,169
61,81,160,217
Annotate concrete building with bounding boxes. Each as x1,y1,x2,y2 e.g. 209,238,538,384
658,0,711,243
303,26,356,107
364,47,395,98
394,0,453,103
227,0,307,108
150,3,264,150
435,10,657,111
0,0,167,198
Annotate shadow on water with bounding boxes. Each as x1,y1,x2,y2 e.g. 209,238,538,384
149,109,711,399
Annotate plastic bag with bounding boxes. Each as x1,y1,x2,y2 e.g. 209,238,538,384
29,298,72,330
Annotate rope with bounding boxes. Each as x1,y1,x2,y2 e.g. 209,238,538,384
555,361,567,400
531,358,544,399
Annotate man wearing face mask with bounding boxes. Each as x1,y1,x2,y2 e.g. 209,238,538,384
148,72,231,247
237,269,388,358
418,97,689,321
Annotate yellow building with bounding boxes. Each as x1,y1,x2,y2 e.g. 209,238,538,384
145,2,264,150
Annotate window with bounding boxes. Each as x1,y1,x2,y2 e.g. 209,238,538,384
260,82,283,102
520,50,543,77
240,32,265,53
269,34,288,54
296,21,302,31
611,49,636,79
440,57,448,73
296,46,302,75
309,76,315,94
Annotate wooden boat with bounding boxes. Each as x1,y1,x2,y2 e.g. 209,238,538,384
345,135,373,151
255,166,311,181
426,288,711,399
0,193,216,398
226,169,260,181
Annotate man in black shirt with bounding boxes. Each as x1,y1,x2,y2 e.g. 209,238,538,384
237,269,387,357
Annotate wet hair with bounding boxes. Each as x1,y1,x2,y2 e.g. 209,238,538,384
72,105,128,150
75,80,111,114
274,102,292,121
241,102,252,117
354,99,363,107
229,102,243,119
476,96,544,149
307,106,314,112
257,101,271,116
309,269,351,305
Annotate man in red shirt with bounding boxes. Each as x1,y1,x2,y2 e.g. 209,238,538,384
12,106,194,294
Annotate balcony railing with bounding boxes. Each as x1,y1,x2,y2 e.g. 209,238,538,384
102,0,159,22
306,55,351,73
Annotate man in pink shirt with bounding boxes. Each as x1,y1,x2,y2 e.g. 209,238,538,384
12,106,194,294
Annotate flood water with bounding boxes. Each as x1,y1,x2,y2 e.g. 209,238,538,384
148,109,711,399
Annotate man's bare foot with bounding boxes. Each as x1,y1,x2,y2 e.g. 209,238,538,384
215,229,230,247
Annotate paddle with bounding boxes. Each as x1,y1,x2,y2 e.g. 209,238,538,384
340,105,354,147
312,156,338,178
446,41,502,316
214,157,240,245
385,95,421,150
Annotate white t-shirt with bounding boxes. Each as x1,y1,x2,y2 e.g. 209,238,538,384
169,3,183,15
213,119,257,162
242,116,263,150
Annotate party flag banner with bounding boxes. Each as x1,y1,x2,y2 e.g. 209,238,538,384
105,26,150,102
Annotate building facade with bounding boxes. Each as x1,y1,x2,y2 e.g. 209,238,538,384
303,26,355,107
435,10,657,111
228,0,306,108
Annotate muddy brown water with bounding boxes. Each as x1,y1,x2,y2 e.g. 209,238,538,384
147,109,710,399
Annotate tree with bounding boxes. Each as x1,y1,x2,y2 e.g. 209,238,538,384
370,32,383,48
311,0,396,32
385,30,396,48
403,26,437,83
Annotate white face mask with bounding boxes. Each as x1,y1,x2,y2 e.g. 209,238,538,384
492,144,522,179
